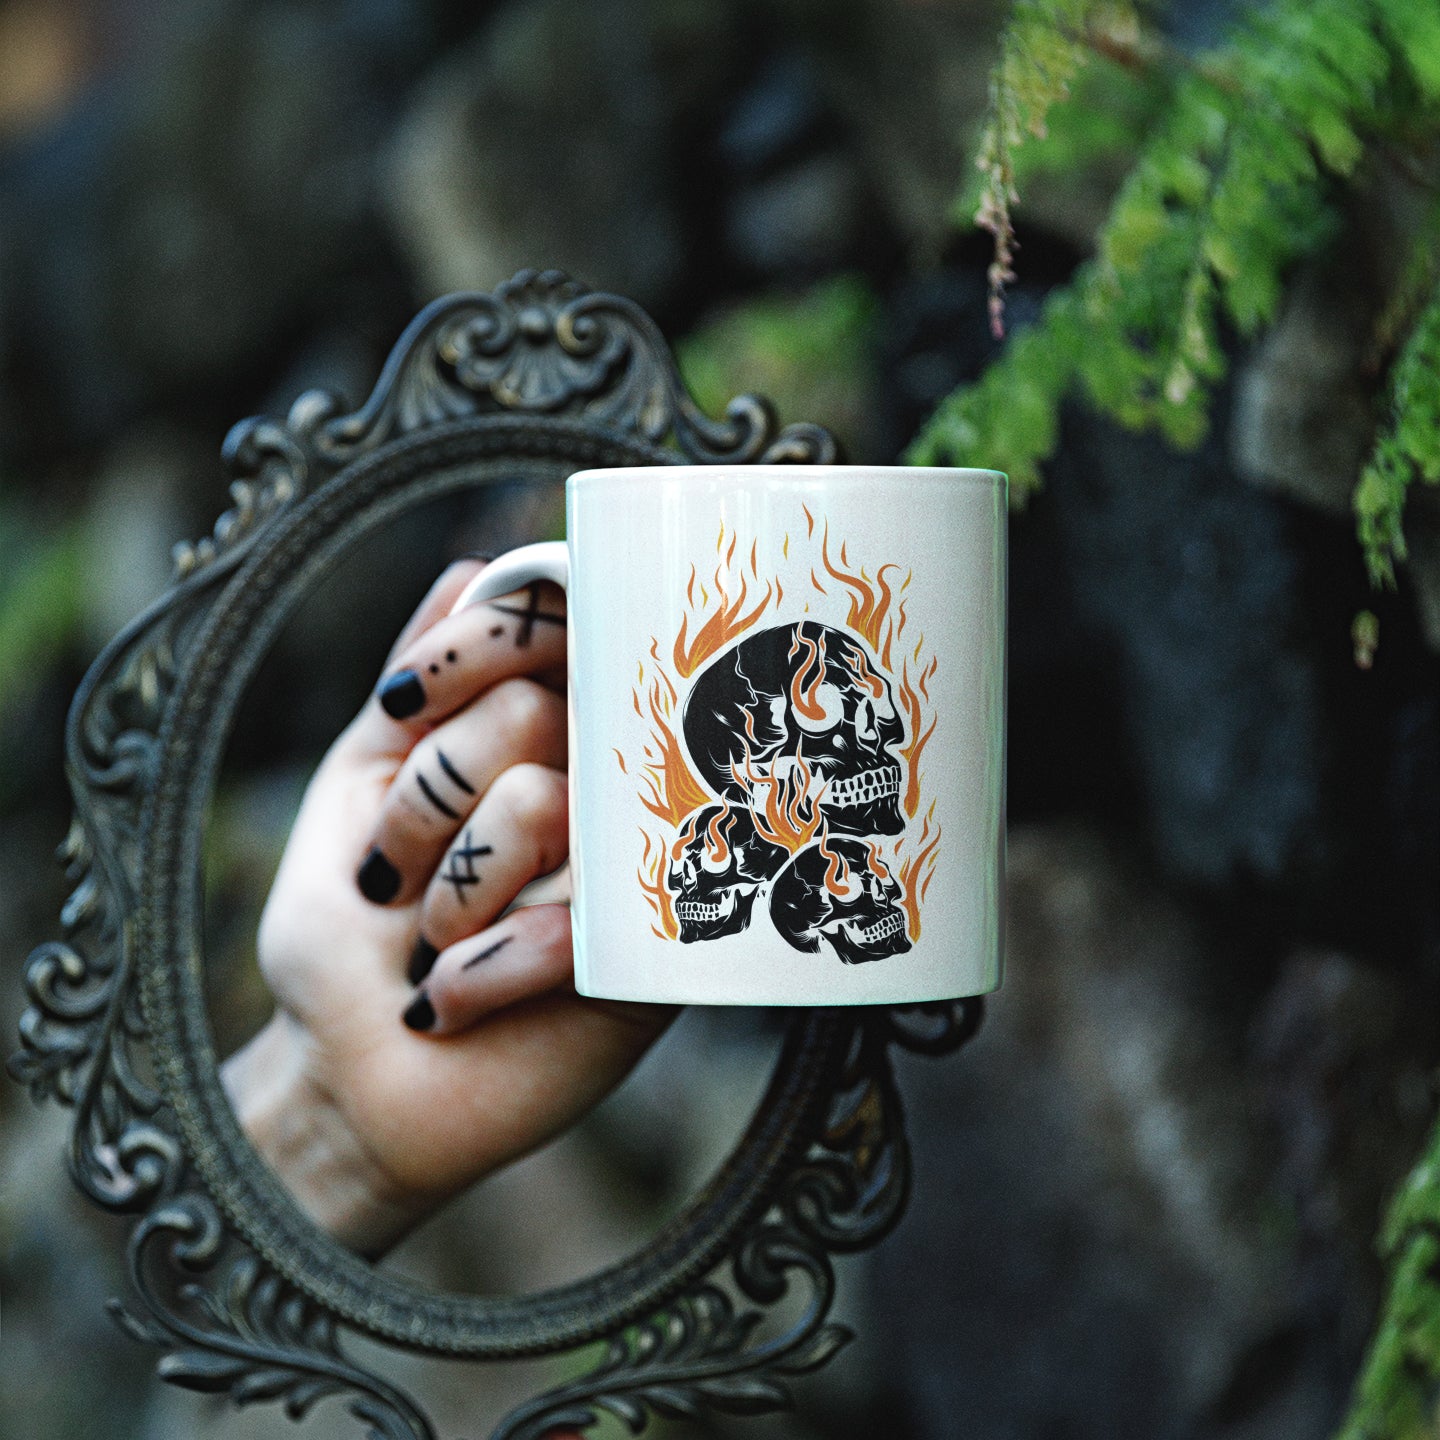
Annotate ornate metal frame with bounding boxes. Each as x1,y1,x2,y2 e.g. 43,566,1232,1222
9,271,982,1439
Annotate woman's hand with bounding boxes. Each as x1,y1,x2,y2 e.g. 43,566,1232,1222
221,558,674,1257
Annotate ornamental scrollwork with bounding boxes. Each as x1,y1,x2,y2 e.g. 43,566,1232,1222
112,1192,434,1440
8,272,979,1440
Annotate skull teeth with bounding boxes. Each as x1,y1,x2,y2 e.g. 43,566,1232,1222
824,765,901,808
679,898,731,921
851,910,905,945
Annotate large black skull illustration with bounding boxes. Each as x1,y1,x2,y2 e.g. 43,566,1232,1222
769,833,911,964
682,621,906,837
667,803,787,943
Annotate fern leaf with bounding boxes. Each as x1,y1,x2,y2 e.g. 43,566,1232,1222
1355,281,1440,586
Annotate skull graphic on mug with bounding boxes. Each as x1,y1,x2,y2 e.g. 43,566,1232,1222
684,621,907,838
615,509,948,970
668,620,912,964
456,468,1005,1006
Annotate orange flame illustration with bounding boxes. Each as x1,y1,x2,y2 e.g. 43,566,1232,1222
788,628,829,723
704,797,738,865
630,511,944,943
818,823,858,898
843,640,887,700
879,585,910,671
731,742,826,854
897,805,941,941
820,524,899,651
673,523,780,678
897,651,939,819
669,808,704,861
633,658,711,826
638,828,680,940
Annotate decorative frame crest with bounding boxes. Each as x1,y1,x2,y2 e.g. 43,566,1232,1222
9,271,983,1438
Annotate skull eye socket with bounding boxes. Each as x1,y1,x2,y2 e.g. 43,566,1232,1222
855,697,875,741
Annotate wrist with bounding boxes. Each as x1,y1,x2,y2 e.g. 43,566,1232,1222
220,1013,421,1258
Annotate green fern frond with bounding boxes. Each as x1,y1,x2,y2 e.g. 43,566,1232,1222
1337,1115,1440,1440
970,0,1149,335
1355,280,1440,586
911,0,1413,514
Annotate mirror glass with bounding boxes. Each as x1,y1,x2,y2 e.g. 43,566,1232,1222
203,478,776,1297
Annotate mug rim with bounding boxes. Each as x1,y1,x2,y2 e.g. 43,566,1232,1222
568,463,1007,486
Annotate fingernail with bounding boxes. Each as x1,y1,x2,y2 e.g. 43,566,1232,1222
357,847,402,904
378,669,425,720
459,551,495,563
408,936,439,986
402,991,436,1032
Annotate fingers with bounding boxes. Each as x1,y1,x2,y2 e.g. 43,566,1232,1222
356,680,567,907
336,564,567,770
408,764,569,984
373,579,567,727
400,905,574,1034
382,556,491,670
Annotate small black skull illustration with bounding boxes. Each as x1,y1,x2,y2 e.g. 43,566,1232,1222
667,802,787,943
769,832,911,964
682,621,906,837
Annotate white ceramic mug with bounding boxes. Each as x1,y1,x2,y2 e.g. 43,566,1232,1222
453,465,1006,1006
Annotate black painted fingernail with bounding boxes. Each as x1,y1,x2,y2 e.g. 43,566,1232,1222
408,936,440,986
402,991,436,1032
378,669,425,719
357,847,402,904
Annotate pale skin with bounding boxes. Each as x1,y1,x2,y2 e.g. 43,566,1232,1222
221,558,674,1258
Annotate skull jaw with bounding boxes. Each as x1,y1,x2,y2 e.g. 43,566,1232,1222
675,885,758,944
822,794,905,836
821,907,912,965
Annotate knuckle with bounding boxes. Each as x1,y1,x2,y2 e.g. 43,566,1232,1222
515,901,572,956
491,677,561,747
491,763,566,833
388,773,448,835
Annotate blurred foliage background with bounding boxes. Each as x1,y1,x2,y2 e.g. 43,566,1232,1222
1,1,1438,1438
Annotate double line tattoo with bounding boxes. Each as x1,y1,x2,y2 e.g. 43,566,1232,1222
416,748,474,821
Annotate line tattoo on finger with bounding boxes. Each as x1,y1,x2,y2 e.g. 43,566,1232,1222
444,829,493,904
417,749,476,819
489,582,564,648
416,773,461,820
437,748,475,795
461,935,513,970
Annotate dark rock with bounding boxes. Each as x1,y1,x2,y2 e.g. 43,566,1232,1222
722,147,868,278
870,827,1421,1440
382,0,689,309
879,251,1440,953
1231,262,1376,519
715,49,833,176
0,0,434,463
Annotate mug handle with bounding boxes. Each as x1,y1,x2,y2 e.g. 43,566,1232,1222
448,542,570,615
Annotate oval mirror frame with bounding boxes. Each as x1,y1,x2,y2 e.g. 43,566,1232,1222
10,271,983,1440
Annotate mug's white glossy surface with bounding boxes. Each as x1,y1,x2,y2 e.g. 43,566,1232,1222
468,465,1006,1006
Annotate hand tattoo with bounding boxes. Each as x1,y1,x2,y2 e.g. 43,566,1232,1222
461,935,513,970
417,748,475,819
489,582,564,647
444,830,493,904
